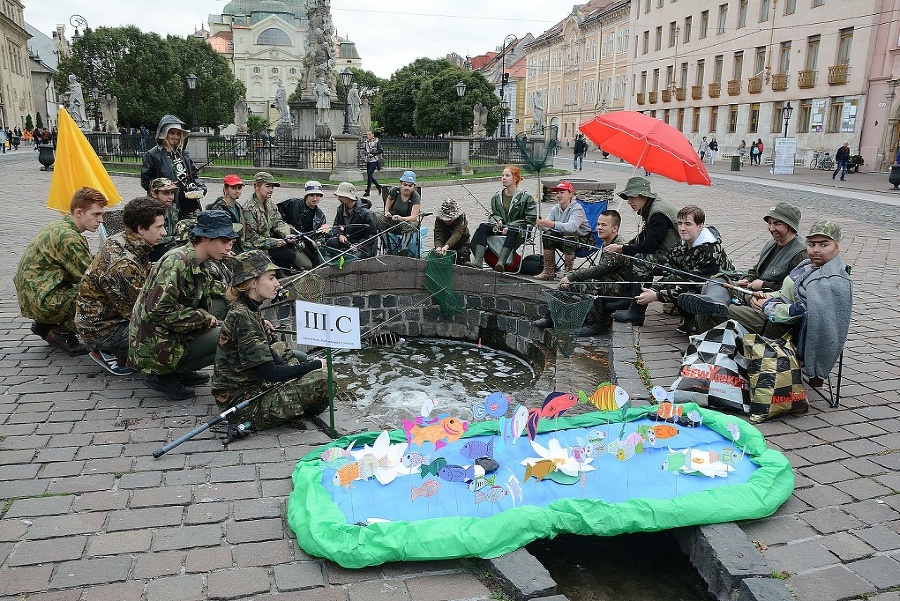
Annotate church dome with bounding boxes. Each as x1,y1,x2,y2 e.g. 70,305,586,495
222,0,305,18
257,0,290,13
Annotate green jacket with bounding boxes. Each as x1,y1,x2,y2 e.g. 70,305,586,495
14,215,92,324
243,192,292,250
433,214,470,250
489,187,537,244
129,243,217,374
212,297,273,404
653,227,734,303
76,229,152,341
566,234,628,283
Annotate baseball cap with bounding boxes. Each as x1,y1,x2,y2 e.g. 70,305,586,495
254,172,280,187
550,181,575,193
150,177,177,192
223,174,244,187
806,220,842,243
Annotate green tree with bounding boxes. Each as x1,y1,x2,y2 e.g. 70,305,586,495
413,68,499,136
168,35,245,130
333,67,385,105
24,114,33,130
35,112,44,129
373,57,452,135
247,114,270,135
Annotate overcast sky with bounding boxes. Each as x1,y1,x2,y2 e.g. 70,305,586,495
25,1,562,78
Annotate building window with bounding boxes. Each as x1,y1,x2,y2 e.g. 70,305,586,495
738,0,748,28
253,66,261,74
717,4,728,34
812,0,824,6
827,97,844,132
669,21,677,48
684,16,692,43
677,108,685,131
773,101,786,134
733,51,743,80
710,106,719,132
714,55,724,83
289,67,296,75
806,35,820,70
655,26,662,51
784,0,797,14
696,59,705,85
641,71,648,93
749,103,760,132
645,0,651,14
755,46,766,78
837,27,853,64
652,68,660,91
729,104,739,132
700,11,709,39
642,30,649,54
797,99,812,132
692,107,700,132
657,0,664,7
779,41,791,73
256,27,292,46
759,0,770,22
272,67,279,74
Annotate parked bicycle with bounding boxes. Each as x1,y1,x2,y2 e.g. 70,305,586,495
809,151,835,171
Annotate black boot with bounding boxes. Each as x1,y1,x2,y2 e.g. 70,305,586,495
611,284,647,326
532,314,554,328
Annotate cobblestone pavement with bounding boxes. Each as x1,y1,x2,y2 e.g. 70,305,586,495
0,150,898,601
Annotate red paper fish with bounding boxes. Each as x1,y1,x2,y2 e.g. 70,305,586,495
526,393,578,440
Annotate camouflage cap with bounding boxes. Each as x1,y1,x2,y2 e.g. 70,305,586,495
150,177,178,192
230,250,278,286
254,172,280,187
806,220,842,243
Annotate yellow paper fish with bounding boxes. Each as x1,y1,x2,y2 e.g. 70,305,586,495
523,459,557,482
333,462,360,487
586,383,630,411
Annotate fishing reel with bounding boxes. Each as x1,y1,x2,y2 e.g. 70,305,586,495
221,420,253,446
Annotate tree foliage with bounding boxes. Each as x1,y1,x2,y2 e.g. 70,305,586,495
373,58,452,135
334,67,385,105
25,114,33,130
35,112,44,129
55,26,244,130
413,68,499,136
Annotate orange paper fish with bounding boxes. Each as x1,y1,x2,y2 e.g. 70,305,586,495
656,401,683,421
651,425,679,439
402,416,468,449
585,383,630,411
332,462,360,487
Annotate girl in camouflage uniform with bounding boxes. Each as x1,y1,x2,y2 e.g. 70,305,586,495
212,251,327,430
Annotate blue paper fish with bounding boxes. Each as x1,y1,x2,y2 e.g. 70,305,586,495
402,452,430,469
472,392,510,420
439,464,481,483
460,439,494,461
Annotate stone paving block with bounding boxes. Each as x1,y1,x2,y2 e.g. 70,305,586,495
243,448,287,465
81,457,134,476
793,485,854,509
875,471,900,492
8,589,83,601
820,531,875,562
843,457,891,477
325,563,383,584
106,506,183,532
794,445,851,464
39,461,85,478
762,540,839,574
152,524,223,551
487,548,556,601
133,550,185,578
852,524,900,552
381,560,466,579
0,449,36,464
35,422,75,435
26,512,108,540
184,545,233,573
225,517,285,543
92,430,130,445
116,471,164,490
146,574,204,601
741,516,818,546
346,579,409,601
844,499,900,526
273,561,326,591
0,478,50,498
4,494,74,518
801,507,865,534
835,438,889,457
194,481,261,502
162,468,208,486
806,426,858,443
207,567,272,599
848,555,900,589
869,592,900,601
261,478,294,497
48,556,132,589
0,564,55,595
129,485,191,507
0,519,29,542
47,473,116,494
736,578,793,601
34,446,78,462
405,572,492,601
82,581,146,601
88,530,153,556
833,477,893,501
184,501,230,525
799,462,859,485
0,463,40,479
234,539,293,567
210,465,257,483
7,536,87,566
74,490,129,512
233,498,283,521
131,453,186,473
787,564,875,601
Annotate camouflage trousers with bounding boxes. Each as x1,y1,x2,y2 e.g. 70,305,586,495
25,286,77,330
566,280,626,324
215,369,328,431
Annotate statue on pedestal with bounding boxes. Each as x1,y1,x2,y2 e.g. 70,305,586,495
99,94,118,133
66,74,89,128
233,98,248,133
347,83,361,127
274,79,292,125
531,90,545,136
472,102,488,138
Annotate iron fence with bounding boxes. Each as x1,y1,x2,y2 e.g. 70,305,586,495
357,136,451,170
469,138,526,166
83,133,147,162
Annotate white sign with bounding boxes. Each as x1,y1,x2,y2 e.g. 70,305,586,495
773,138,796,175
294,300,361,349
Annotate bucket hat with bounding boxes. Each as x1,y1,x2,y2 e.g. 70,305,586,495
438,198,463,220
334,181,357,199
617,176,658,200
304,180,324,199
399,170,417,184
763,202,801,233
190,210,241,239
230,250,278,286
807,220,842,243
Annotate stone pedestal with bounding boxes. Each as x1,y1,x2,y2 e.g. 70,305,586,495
185,131,210,163
331,133,363,182
449,136,473,175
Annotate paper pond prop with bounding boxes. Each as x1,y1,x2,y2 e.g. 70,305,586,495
286,404,793,568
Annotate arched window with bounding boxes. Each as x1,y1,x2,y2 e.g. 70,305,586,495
253,66,261,74
256,28,291,46
272,67,279,74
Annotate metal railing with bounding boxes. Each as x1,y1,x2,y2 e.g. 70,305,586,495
691,85,703,100
828,64,849,85
748,77,762,93
727,79,742,95
84,133,148,162
708,82,721,98
636,92,645,105
771,73,789,91
470,138,526,166
798,69,817,88
357,136,451,170
208,135,335,170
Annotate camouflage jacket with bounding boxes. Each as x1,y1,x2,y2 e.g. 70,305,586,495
129,243,217,374
654,226,734,303
157,202,180,247
243,192,291,250
566,234,628,283
211,296,275,404
75,229,152,341
14,215,92,321
206,196,246,254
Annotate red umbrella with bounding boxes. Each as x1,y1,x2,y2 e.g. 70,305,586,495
579,111,711,185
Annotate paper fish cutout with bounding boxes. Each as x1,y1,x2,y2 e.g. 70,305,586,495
349,430,408,485
411,479,440,502
583,383,630,411
467,474,496,492
663,447,735,478
439,464,483,483
506,474,523,506
401,452,431,469
419,457,448,478
473,392,511,420
333,462,360,487
727,423,741,441
403,415,469,450
651,385,674,403
320,439,356,465
475,485,508,505
460,439,494,461
502,405,529,445
526,393,578,440
655,401,683,421
523,459,557,482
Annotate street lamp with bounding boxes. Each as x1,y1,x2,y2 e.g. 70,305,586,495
501,99,510,138
186,73,198,132
782,101,793,138
70,14,100,131
455,80,467,135
500,34,516,138
340,67,352,134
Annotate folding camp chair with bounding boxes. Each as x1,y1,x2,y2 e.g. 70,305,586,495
484,224,539,273
570,197,608,270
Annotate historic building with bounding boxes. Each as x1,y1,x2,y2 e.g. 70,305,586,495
471,34,535,137
0,0,34,130
26,22,59,129
627,0,896,165
524,0,631,146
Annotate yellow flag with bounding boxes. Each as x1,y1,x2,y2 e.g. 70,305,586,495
47,107,122,212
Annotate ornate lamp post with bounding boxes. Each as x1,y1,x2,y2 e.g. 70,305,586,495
499,34,516,138
186,73,198,132
340,67,352,135
782,101,793,139
455,80,467,135
69,14,100,131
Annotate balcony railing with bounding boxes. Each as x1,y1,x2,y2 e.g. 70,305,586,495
708,82,721,98
648,91,658,103
798,69,817,88
675,87,686,101
748,77,762,93
636,92,645,105
727,79,741,95
828,64,849,85
691,85,703,100
661,89,672,102
771,73,788,91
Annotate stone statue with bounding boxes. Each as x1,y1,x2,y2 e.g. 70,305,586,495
99,94,118,133
312,76,331,125
531,90,545,136
66,74,88,128
233,98,248,133
360,96,372,132
472,102,489,137
347,83,361,127
274,79,292,125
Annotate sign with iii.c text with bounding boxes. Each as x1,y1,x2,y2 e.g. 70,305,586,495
294,300,361,349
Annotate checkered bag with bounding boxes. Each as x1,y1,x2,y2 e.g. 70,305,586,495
671,319,751,413
741,332,807,422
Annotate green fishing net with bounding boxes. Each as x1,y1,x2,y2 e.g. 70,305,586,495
279,273,325,304
545,289,593,357
424,250,464,317
514,125,559,171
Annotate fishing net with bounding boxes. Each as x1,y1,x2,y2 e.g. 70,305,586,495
514,125,559,171
424,250,464,317
278,273,326,304
545,289,593,357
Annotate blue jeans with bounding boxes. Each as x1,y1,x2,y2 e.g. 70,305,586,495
832,160,847,180
365,161,380,194
574,153,583,170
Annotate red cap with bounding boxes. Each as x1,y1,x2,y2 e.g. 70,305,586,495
550,181,575,193
223,174,244,186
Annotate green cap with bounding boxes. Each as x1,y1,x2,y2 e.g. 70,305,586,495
618,176,658,200
806,220,842,243
230,250,278,286
254,171,280,186
150,177,177,191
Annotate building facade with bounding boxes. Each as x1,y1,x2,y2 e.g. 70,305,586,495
26,22,59,129
525,0,631,146
628,0,887,164
0,0,34,129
